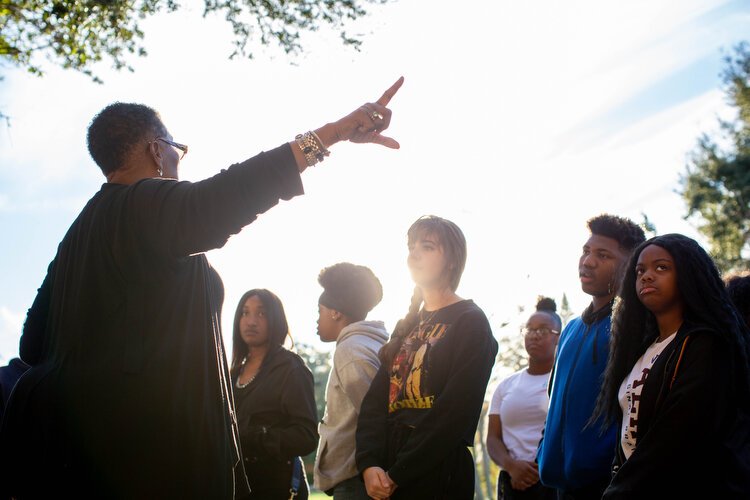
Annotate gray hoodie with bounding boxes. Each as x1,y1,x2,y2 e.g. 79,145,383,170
313,320,389,492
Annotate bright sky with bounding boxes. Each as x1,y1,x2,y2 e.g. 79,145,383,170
1,0,748,365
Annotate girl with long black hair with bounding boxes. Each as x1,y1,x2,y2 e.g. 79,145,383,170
230,289,318,499
355,215,498,499
594,234,750,497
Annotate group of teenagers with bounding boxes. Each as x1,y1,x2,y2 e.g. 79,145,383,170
0,77,748,500
487,215,750,500
226,213,497,500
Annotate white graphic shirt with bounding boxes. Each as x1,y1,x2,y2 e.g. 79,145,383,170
618,332,676,459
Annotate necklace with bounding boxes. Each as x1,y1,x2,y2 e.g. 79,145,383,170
236,356,257,389
418,308,438,327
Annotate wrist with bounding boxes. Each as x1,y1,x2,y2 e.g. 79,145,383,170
313,123,339,149
295,131,330,168
501,457,517,471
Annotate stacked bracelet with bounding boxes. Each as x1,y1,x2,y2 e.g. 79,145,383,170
295,131,330,167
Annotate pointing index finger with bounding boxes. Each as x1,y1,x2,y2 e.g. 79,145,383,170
376,76,405,106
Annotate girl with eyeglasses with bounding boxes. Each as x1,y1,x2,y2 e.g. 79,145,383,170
486,297,560,500
355,215,498,500
593,234,750,497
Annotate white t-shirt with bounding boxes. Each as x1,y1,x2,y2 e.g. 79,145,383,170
618,332,677,459
489,368,550,462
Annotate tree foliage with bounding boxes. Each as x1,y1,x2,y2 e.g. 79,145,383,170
496,332,526,373
0,0,385,82
559,293,574,324
295,342,331,422
680,42,750,272
294,342,330,476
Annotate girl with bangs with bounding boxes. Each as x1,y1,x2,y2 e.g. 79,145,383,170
356,215,498,500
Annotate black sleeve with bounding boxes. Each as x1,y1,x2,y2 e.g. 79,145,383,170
130,143,303,258
388,311,497,488
20,259,57,365
242,364,319,461
603,334,730,498
355,363,391,473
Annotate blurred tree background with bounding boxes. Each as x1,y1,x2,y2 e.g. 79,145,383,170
1,0,386,79
680,42,750,273
0,0,387,119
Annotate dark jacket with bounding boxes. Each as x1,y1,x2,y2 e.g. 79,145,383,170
604,321,750,498
538,302,616,492
0,358,29,421
356,300,498,499
234,344,318,499
0,144,304,499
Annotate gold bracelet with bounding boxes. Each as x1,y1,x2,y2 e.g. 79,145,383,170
295,131,330,167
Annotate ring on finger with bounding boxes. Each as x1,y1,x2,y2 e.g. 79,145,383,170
370,110,384,121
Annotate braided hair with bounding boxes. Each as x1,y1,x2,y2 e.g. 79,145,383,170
378,216,467,365
594,233,750,425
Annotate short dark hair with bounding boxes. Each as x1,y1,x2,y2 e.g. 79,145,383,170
318,262,383,322
230,289,290,375
87,102,166,175
587,214,646,252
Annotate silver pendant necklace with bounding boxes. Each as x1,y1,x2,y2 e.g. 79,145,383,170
236,356,257,389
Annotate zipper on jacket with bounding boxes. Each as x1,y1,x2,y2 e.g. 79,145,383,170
559,322,592,461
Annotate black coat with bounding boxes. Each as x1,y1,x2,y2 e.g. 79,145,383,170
0,144,304,499
234,345,318,499
604,321,750,498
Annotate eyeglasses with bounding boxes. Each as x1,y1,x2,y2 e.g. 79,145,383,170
522,327,560,338
156,137,189,160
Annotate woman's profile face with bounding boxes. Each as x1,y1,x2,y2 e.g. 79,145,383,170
240,295,270,348
635,244,682,315
407,231,449,289
152,132,183,180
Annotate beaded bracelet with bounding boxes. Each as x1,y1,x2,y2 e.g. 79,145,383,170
295,131,330,167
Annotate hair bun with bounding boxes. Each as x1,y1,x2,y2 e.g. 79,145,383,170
536,296,557,313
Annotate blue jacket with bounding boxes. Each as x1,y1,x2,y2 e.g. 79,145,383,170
538,302,617,491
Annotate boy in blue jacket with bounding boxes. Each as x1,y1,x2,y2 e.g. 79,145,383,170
538,214,645,500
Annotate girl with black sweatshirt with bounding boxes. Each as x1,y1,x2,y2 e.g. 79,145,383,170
594,234,750,498
356,215,498,499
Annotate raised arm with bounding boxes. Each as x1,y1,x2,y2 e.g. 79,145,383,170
297,75,405,169
131,77,405,258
